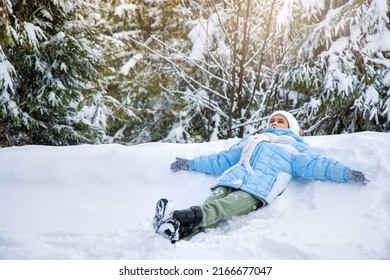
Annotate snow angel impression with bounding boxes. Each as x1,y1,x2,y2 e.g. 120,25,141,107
153,110,369,243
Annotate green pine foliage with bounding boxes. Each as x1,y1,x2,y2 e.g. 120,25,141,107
89,0,193,144
1,0,388,147
276,0,390,134
1,0,107,145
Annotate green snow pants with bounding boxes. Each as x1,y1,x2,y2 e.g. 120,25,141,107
195,186,266,228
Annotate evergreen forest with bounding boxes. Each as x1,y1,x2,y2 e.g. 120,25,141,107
1,0,389,146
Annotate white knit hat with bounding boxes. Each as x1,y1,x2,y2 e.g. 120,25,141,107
268,110,300,135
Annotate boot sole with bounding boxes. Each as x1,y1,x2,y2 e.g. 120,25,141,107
156,218,180,243
152,198,173,232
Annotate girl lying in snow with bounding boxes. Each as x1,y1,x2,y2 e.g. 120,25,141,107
153,110,369,243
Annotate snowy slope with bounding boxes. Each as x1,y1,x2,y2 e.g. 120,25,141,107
0,132,389,260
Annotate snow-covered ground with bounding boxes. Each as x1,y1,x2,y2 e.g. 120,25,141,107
0,131,389,260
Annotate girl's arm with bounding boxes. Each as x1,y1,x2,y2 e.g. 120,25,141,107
189,139,246,175
291,152,350,183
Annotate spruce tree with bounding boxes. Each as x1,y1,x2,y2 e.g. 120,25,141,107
89,0,192,143
0,0,108,146
276,0,390,134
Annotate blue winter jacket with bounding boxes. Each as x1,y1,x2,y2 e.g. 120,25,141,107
189,128,351,204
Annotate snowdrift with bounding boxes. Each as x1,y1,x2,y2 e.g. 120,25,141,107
0,131,389,259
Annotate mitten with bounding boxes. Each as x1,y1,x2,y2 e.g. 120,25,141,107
170,157,190,172
349,170,369,185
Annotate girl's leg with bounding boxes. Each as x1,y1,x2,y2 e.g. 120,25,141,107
203,186,233,204
154,188,265,241
196,189,265,228
161,186,233,240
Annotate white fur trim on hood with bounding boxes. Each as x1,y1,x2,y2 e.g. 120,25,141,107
268,110,300,135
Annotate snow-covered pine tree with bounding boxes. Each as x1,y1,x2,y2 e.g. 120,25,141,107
0,0,108,146
89,0,193,143
276,0,390,134
1,0,22,145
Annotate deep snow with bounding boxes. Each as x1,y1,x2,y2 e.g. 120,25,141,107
0,131,389,260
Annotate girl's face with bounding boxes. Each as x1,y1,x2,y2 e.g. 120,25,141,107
269,114,289,129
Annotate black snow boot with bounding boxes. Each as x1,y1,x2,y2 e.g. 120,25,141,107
172,206,203,239
153,198,181,242
153,199,203,243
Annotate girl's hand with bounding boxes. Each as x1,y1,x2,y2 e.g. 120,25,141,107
349,170,369,185
170,157,190,172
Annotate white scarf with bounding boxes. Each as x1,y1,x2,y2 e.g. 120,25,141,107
222,133,296,176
